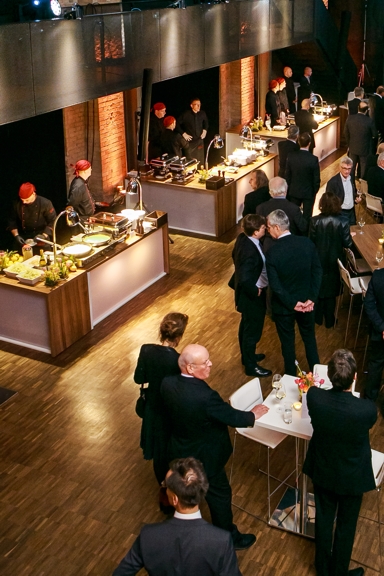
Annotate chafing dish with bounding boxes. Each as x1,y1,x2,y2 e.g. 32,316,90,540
239,127,273,156
87,212,130,239
310,94,337,120
169,157,199,184
150,154,178,180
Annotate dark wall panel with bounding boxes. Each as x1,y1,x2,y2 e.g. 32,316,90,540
204,3,240,68
238,0,270,58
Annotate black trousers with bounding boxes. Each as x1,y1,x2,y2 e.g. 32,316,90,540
289,196,315,222
204,468,234,532
274,310,319,376
314,483,363,576
366,339,384,400
350,152,367,181
238,289,266,370
188,139,205,166
315,296,337,329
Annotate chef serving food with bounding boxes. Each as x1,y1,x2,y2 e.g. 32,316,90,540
8,182,56,253
67,159,96,219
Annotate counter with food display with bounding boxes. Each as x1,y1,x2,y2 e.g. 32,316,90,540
226,116,340,163
0,217,169,356
139,153,277,237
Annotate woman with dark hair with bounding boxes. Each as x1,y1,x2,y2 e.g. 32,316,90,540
134,313,189,490
242,169,270,216
309,191,354,328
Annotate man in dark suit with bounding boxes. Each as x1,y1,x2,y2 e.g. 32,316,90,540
283,66,297,112
344,102,377,179
364,269,384,400
294,98,318,152
256,176,308,253
363,142,384,179
298,66,314,103
278,125,299,177
325,156,361,225
161,344,268,550
285,132,320,221
367,152,384,201
112,457,242,576
231,214,271,378
348,86,364,115
266,209,322,376
369,86,384,143
303,349,377,576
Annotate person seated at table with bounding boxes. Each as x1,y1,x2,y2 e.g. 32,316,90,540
242,169,270,216
303,349,377,576
366,151,384,202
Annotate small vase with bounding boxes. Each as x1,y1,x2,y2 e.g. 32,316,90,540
301,392,309,419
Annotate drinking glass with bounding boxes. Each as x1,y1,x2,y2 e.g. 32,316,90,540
272,374,282,398
283,403,293,424
275,382,286,413
375,250,383,269
358,217,365,234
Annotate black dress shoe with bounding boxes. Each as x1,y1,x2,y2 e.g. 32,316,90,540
245,365,272,378
232,532,256,551
255,353,266,362
348,568,364,576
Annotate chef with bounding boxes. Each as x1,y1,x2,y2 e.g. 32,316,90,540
177,98,208,166
161,116,190,159
8,182,56,252
67,159,95,219
148,102,167,161
265,80,281,127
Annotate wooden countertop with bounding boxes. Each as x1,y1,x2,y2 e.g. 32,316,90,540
351,223,384,271
226,116,339,140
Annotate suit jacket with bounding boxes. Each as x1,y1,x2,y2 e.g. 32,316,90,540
344,112,377,156
294,109,318,149
363,153,379,180
112,517,241,576
285,149,320,199
256,197,308,252
298,75,314,102
242,185,270,216
303,387,377,495
325,173,357,204
364,269,384,341
232,232,263,312
266,234,322,315
367,165,384,200
161,375,255,478
265,90,280,126
284,75,296,110
369,93,384,134
348,98,361,115
278,139,299,177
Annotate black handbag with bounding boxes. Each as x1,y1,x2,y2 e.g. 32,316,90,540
135,385,146,418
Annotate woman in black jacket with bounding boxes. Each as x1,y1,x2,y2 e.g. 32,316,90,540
134,312,189,488
309,191,354,328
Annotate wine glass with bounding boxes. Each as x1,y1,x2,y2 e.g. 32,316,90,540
358,216,365,234
272,374,282,398
275,382,286,413
375,250,383,269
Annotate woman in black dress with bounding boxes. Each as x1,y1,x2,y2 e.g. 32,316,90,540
134,312,189,486
242,169,270,216
309,191,354,328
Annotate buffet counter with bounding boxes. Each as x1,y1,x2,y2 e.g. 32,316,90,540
0,223,169,356
226,116,340,163
140,153,277,236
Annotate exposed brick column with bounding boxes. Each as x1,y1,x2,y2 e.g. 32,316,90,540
219,57,255,136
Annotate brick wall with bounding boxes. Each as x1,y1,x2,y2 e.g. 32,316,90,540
219,57,255,135
241,57,255,124
98,93,127,196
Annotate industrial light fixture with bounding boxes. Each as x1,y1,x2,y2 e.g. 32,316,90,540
126,171,147,213
205,134,224,170
50,0,62,16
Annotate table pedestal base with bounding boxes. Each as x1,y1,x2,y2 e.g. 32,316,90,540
269,487,315,538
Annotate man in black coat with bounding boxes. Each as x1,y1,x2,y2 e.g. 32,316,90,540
177,98,208,166
283,66,297,112
278,125,299,177
285,132,320,221
161,344,268,550
325,156,361,225
294,98,318,152
303,349,377,576
148,102,166,161
364,269,384,400
242,169,270,216
363,142,384,179
366,152,384,201
348,86,364,115
266,209,322,376
256,176,308,253
344,102,377,179
298,66,314,103
112,457,242,576
369,86,384,142
231,214,271,378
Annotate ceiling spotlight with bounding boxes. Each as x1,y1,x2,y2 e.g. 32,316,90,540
50,0,62,16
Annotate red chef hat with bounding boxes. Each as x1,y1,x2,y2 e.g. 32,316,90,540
163,116,176,128
73,159,91,176
276,77,285,85
19,182,36,199
153,102,166,111
269,80,279,89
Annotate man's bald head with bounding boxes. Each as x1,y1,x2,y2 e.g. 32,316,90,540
179,344,212,379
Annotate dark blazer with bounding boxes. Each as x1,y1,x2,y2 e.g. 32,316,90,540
369,93,384,134
161,374,255,478
265,90,280,126
364,269,384,341
309,214,352,298
344,112,377,156
325,173,357,204
278,139,299,177
242,185,270,216
348,98,361,115
232,232,263,312
298,75,314,102
113,517,241,576
266,234,322,315
303,387,377,495
363,153,379,180
294,109,318,150
367,166,384,200
256,197,308,252
284,75,296,111
285,149,320,200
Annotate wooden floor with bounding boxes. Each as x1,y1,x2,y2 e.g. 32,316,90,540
0,152,383,576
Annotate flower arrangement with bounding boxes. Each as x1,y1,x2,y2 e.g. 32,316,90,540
295,360,324,396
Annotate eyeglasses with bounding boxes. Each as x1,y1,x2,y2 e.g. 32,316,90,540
340,166,352,171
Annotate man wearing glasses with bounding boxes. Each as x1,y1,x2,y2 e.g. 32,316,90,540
325,156,361,225
161,344,268,551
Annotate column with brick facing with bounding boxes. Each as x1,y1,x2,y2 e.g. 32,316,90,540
219,56,255,136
